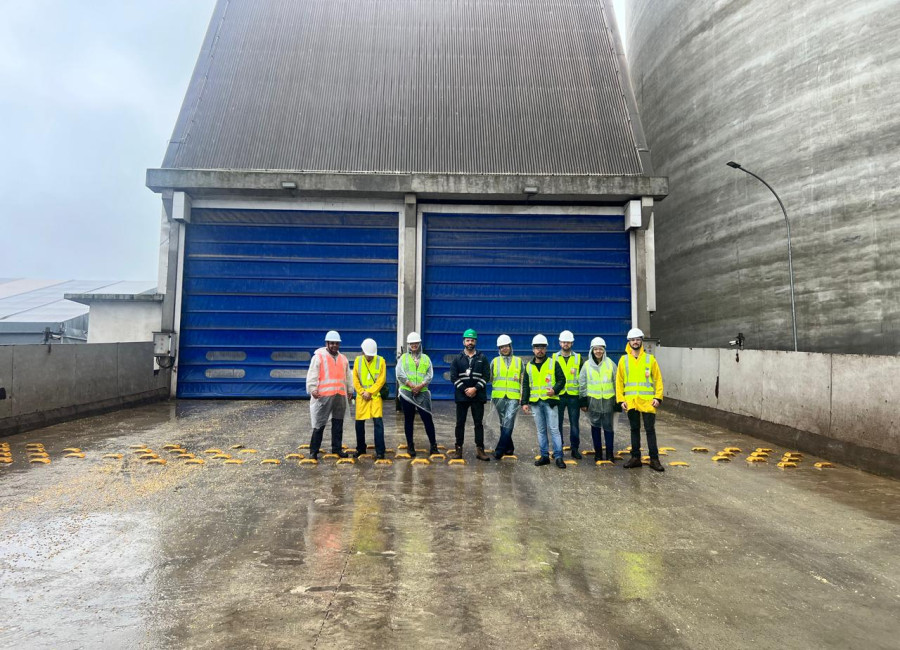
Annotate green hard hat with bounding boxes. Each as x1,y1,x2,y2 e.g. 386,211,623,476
463,328,478,339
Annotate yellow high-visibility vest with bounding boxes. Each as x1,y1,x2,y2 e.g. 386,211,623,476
527,358,558,403
491,355,522,399
623,352,657,398
399,353,430,392
553,352,581,395
586,358,616,399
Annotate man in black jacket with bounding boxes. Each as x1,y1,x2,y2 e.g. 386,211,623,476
450,328,491,461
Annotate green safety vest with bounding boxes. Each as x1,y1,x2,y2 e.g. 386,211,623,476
623,352,656,397
399,353,431,392
586,358,616,399
491,355,522,399
553,352,582,395
527,358,558,403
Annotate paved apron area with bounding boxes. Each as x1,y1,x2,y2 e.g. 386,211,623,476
1,400,898,650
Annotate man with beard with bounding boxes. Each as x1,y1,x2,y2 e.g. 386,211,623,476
616,328,665,472
521,334,567,469
306,330,353,459
450,329,491,461
553,330,585,459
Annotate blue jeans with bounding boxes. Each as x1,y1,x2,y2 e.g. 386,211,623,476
557,394,581,451
532,401,562,459
493,397,519,457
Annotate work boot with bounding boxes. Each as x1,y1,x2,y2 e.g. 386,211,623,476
534,456,550,467
571,449,583,460
454,444,463,458
355,448,366,458
623,456,643,469
333,450,349,458
648,458,665,472
409,449,417,458
555,457,567,469
429,444,440,456
476,447,491,461
376,453,385,460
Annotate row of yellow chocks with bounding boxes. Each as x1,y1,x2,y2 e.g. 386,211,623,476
0,440,837,470
693,445,835,469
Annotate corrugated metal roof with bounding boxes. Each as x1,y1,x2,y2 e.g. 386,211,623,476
163,0,643,176
0,280,151,323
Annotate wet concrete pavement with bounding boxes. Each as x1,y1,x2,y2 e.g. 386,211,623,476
1,400,898,649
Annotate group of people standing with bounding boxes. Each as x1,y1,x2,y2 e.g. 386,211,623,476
305,327,665,471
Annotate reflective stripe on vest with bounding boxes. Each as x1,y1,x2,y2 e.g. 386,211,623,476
491,356,522,399
317,351,348,396
399,354,430,392
623,352,656,397
553,352,581,395
527,358,558,403
586,358,616,399
356,355,384,390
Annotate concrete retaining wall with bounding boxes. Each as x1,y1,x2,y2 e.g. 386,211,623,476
0,342,169,436
656,346,899,477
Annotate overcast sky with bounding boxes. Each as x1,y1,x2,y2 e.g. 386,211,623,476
0,0,627,284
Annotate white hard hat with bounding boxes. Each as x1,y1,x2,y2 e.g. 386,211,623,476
406,332,421,344
590,337,607,349
325,330,341,342
497,334,512,347
559,330,575,343
532,334,549,346
627,328,645,340
361,338,377,356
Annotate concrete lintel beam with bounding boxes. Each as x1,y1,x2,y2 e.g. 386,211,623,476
64,293,165,305
146,168,669,202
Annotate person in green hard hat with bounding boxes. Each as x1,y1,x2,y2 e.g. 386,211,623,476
449,328,492,461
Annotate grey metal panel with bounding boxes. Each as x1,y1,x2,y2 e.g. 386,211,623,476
163,0,642,176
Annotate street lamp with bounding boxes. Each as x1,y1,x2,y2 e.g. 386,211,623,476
726,161,798,352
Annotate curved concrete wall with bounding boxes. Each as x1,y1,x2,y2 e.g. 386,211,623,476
626,0,900,354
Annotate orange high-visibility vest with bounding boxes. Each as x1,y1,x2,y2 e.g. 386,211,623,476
317,351,348,397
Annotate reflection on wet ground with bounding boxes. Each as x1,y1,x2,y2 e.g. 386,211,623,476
1,400,898,649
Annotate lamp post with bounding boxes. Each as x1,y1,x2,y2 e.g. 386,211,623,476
726,161,798,352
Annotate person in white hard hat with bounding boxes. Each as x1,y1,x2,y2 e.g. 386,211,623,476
396,332,438,456
521,334,567,469
553,330,585,459
352,338,387,459
579,337,618,462
490,334,522,459
306,330,353,459
616,328,665,472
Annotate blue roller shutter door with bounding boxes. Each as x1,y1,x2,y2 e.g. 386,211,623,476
178,208,398,398
423,211,631,400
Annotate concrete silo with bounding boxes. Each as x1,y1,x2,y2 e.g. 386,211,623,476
626,0,900,353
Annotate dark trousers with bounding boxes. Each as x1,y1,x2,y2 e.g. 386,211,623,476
455,401,485,448
590,424,615,460
557,394,581,450
400,399,436,449
627,410,658,459
355,418,385,456
494,426,516,457
310,418,344,456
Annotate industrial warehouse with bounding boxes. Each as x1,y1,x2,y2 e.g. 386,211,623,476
1,1,898,648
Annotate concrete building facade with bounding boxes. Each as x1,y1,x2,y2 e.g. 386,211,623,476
148,0,667,399
626,0,900,354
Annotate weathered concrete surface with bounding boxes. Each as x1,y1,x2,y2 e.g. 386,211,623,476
627,0,900,354
1,400,898,649
657,346,899,477
0,346,12,420
0,343,169,436
831,355,900,456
